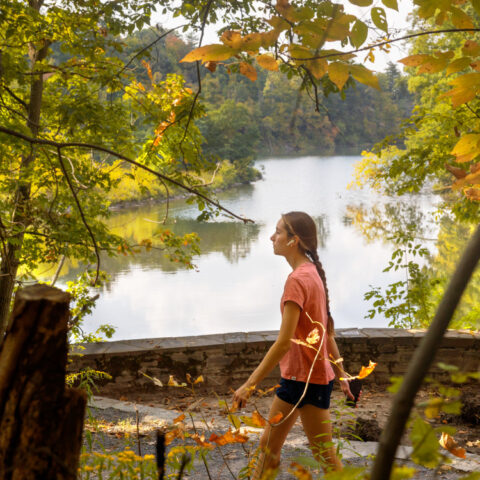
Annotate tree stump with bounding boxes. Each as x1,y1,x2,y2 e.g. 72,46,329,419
0,284,86,480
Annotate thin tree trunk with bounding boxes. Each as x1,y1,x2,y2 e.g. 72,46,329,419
371,223,480,480
0,284,86,480
0,1,49,336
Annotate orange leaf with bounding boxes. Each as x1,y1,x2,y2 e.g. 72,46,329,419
288,462,313,480
194,375,204,384
306,327,320,345
210,429,248,445
269,412,284,424
192,433,214,448
464,187,480,201
357,360,377,379
445,163,467,179
399,54,431,67
173,413,185,424
239,61,257,81
439,432,466,458
205,61,218,72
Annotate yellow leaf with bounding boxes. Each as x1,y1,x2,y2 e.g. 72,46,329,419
328,62,350,90
439,432,466,458
194,375,204,384
462,40,480,57
240,410,266,428
450,7,474,29
291,338,317,350
180,44,237,63
288,462,313,480
307,58,327,79
239,62,257,81
289,44,314,60
242,33,263,51
424,397,443,419
417,57,449,74
256,54,279,71
350,64,380,90
451,134,480,163
220,30,243,49
399,54,431,67
446,57,472,75
357,360,377,379
168,375,179,386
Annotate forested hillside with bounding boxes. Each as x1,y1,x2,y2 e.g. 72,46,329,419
122,28,413,158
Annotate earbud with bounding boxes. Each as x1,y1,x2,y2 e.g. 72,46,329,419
287,240,295,246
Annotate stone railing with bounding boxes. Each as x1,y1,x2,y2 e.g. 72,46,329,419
69,328,480,393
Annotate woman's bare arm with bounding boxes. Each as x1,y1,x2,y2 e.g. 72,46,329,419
233,301,300,408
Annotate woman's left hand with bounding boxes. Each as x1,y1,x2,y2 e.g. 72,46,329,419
232,383,252,410
340,379,355,401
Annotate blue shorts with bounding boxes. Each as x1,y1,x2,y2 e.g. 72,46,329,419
276,378,334,409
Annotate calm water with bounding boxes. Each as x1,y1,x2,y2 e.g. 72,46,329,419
61,156,436,340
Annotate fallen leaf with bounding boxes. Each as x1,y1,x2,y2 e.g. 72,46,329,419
439,432,466,459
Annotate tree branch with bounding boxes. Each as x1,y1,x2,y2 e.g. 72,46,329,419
293,28,480,61
56,146,101,284
370,222,480,480
0,126,254,223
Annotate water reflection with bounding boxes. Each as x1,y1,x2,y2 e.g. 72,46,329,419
58,155,428,340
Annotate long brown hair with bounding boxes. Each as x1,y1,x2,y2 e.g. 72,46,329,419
282,211,334,335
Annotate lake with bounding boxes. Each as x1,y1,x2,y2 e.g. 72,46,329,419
61,155,437,340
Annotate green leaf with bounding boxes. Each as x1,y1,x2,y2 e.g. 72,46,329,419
471,0,480,17
371,7,388,32
348,0,373,6
409,417,441,468
382,0,399,10
350,20,368,48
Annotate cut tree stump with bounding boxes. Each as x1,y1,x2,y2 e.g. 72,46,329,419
0,284,86,480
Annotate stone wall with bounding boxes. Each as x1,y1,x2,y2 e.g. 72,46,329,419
69,329,480,393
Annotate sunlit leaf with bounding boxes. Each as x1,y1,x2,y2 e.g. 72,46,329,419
209,429,249,445
371,7,388,32
180,44,237,63
418,56,449,74
350,64,380,90
240,410,266,428
306,327,320,344
328,62,350,90
350,19,368,48
194,375,204,384
291,338,317,350
256,54,278,71
464,187,480,201
441,73,480,108
192,433,214,448
242,33,263,51
357,360,377,379
288,462,313,480
269,412,284,424
239,62,257,82
439,432,466,459
446,57,472,75
220,30,243,49
451,134,480,163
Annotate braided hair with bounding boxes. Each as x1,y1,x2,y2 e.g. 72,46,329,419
281,211,335,336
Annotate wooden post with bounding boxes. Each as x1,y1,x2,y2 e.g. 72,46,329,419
0,284,86,480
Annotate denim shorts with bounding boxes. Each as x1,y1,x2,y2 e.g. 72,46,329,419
276,378,334,409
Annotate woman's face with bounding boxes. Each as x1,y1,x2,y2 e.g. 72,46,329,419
270,218,291,256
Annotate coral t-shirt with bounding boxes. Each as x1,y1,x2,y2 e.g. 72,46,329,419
279,262,335,385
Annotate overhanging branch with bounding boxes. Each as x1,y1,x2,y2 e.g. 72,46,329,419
0,126,254,223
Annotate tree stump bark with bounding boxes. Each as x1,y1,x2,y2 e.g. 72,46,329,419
0,284,86,480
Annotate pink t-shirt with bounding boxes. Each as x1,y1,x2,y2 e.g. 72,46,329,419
279,262,335,385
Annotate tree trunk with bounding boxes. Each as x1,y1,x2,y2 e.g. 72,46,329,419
370,223,480,479
0,284,86,480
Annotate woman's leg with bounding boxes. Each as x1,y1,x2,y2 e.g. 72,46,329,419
251,395,299,479
299,405,342,472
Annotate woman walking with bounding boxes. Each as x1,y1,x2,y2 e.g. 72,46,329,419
233,211,354,477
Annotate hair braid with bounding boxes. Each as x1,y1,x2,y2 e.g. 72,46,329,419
309,249,335,336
